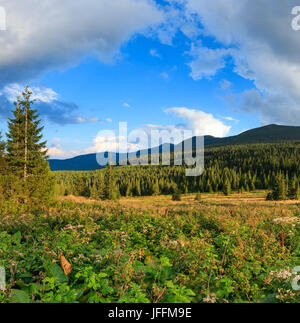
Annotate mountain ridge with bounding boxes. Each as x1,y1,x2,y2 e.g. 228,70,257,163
49,124,300,171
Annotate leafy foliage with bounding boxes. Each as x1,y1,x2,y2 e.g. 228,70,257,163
0,198,299,303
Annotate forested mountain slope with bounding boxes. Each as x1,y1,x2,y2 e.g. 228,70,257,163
49,124,300,171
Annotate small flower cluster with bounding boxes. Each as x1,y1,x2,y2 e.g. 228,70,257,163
276,289,296,302
273,217,300,224
269,268,292,281
203,293,218,303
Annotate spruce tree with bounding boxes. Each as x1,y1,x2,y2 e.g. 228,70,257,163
104,157,114,200
287,175,299,200
6,86,54,205
6,97,24,176
271,174,286,201
172,188,182,201
153,179,160,196
223,178,231,196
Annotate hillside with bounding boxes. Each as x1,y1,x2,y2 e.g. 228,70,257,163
49,124,300,171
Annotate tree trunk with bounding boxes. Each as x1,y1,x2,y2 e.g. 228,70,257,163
24,101,28,181
17,100,20,150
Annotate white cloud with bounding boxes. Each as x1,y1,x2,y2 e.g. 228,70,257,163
188,43,229,80
2,84,58,103
47,147,66,157
84,134,139,154
0,0,163,87
47,147,80,159
76,116,100,123
150,49,161,58
0,83,103,125
123,102,131,108
230,89,299,126
180,0,300,124
63,107,231,157
160,72,169,79
223,116,238,122
166,107,231,137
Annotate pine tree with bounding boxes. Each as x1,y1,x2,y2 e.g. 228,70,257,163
287,175,299,200
104,157,115,200
125,183,132,197
266,192,273,201
271,174,286,201
223,178,231,196
6,86,54,205
6,97,24,176
152,179,160,196
172,188,182,201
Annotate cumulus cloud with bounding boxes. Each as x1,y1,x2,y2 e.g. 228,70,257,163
81,107,231,156
84,134,140,155
47,147,80,159
188,43,230,80
3,83,58,102
47,137,80,159
165,107,231,137
47,147,67,158
0,0,163,87
0,84,106,125
229,89,299,126
179,0,300,124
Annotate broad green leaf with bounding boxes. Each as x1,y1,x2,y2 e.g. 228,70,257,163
49,263,68,283
10,289,31,303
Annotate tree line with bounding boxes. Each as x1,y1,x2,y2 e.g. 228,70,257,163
1,86,298,204
54,142,300,201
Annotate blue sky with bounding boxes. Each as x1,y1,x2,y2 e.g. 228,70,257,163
37,34,257,154
0,0,299,158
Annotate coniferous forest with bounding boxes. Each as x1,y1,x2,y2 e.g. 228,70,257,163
0,88,299,304
53,143,300,201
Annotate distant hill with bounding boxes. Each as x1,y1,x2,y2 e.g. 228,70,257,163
49,124,300,171
213,124,300,146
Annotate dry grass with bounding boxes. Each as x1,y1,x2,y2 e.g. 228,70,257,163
57,192,300,215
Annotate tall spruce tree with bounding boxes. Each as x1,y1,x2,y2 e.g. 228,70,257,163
223,178,231,196
287,175,299,200
6,86,54,205
104,157,114,200
6,97,23,176
271,174,286,201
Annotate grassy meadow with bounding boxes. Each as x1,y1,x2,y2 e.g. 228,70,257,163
0,192,299,303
